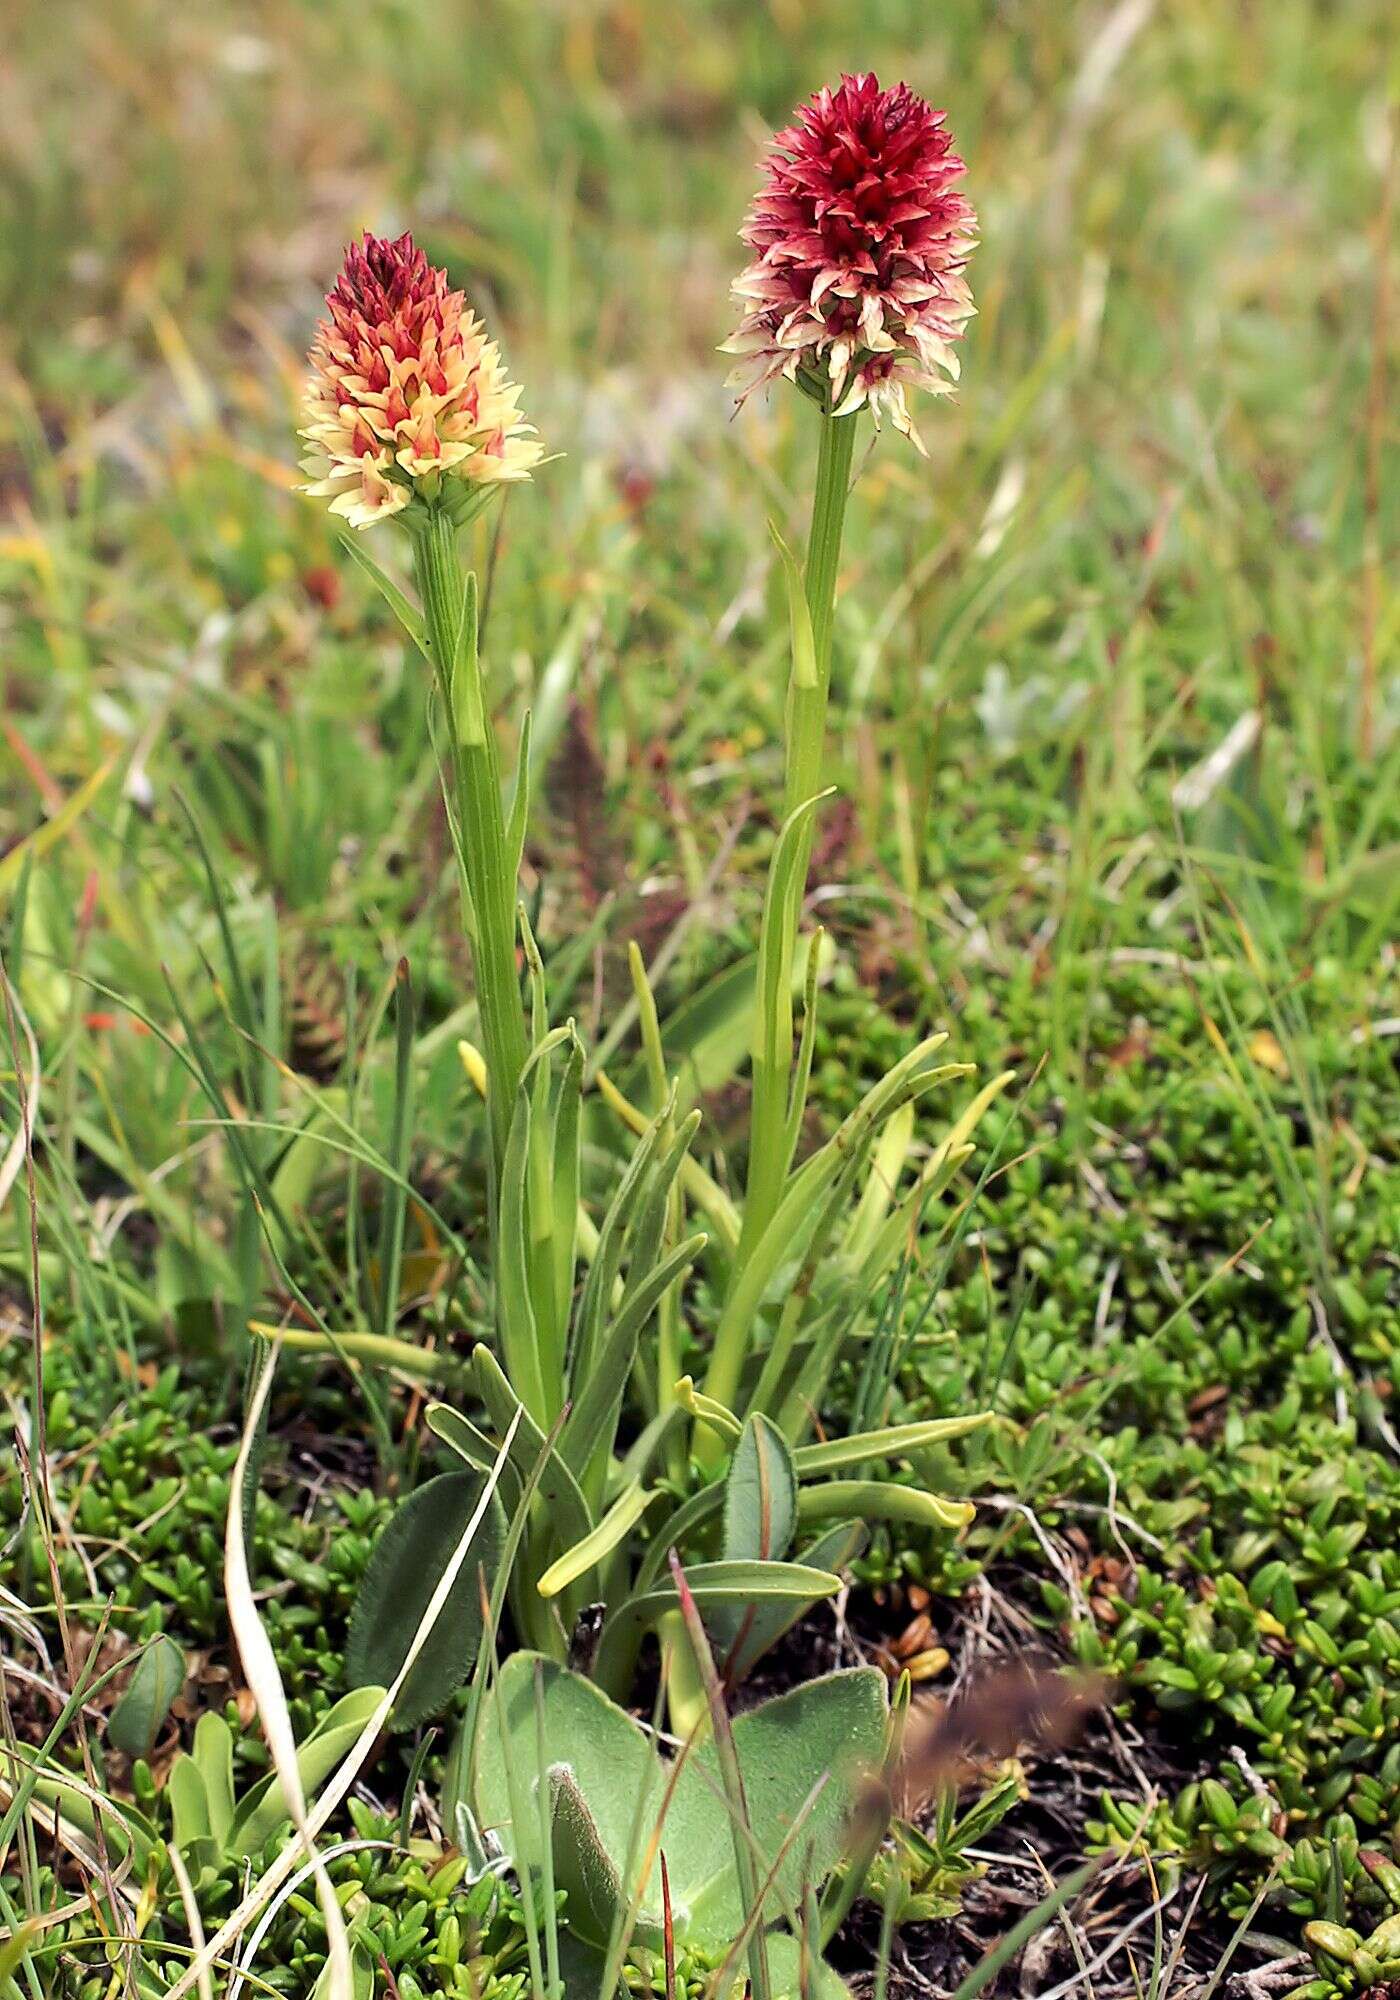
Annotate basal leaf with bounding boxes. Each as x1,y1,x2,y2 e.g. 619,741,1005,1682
345,1473,505,1729
107,1634,186,1758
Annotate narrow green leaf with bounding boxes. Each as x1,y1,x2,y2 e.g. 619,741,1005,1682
227,1686,386,1856
742,788,834,1249
623,951,763,1113
496,1029,573,1426
549,1031,585,1363
311,1941,375,2000
428,1402,516,1481
594,1560,841,1696
951,1857,1108,2000
769,517,818,691
194,1711,235,1847
723,1520,868,1687
703,1033,970,1421
842,1100,915,1266
0,1919,39,1985
722,1414,797,1566
797,1480,974,1533
617,1403,689,1487
167,1753,213,1868
537,1481,658,1600
335,531,428,657
504,710,533,886
793,1414,992,1477
782,919,825,1167
376,957,415,1338
594,1067,740,1254
449,568,485,744
468,1349,594,1553
560,1229,707,1486
0,761,114,896
174,791,262,1103
568,1089,674,1398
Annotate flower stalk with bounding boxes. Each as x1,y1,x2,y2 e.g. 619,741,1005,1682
783,404,856,824
411,509,528,1175
733,402,856,1276
702,72,979,1452
299,231,544,1190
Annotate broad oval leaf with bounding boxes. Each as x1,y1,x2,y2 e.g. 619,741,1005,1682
108,1634,186,1757
476,1652,886,1952
722,1414,797,1566
345,1471,505,1729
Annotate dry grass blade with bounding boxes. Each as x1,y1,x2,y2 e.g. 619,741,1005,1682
0,964,40,1210
166,1845,213,2000
221,1336,353,2000
230,1837,395,2000
706,1772,830,2000
661,1850,677,2000
668,1550,772,2000
163,1395,523,2000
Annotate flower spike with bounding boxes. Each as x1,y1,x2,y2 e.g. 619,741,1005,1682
723,73,976,450
300,230,544,529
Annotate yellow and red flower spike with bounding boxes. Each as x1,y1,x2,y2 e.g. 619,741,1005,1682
723,73,976,451
300,231,543,529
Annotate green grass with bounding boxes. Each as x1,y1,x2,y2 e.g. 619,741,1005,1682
1,0,1397,1993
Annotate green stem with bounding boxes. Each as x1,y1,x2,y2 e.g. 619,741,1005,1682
702,409,856,1456
412,510,529,1177
782,405,857,825
756,408,856,1232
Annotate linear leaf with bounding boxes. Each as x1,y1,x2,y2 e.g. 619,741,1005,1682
335,532,428,657
594,1560,841,1696
797,1480,974,1533
793,1414,992,1476
536,1482,659,1600
559,1231,707,1485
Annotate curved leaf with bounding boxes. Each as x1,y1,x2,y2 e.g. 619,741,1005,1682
594,1559,841,1696
724,1520,869,1686
468,1348,594,1552
559,1230,707,1483
793,1414,992,1477
797,1479,973,1533
537,1482,659,1601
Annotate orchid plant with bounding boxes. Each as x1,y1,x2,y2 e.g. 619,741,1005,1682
294,76,1007,1731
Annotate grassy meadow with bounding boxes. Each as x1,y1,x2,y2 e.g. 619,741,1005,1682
2,1,1398,1995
